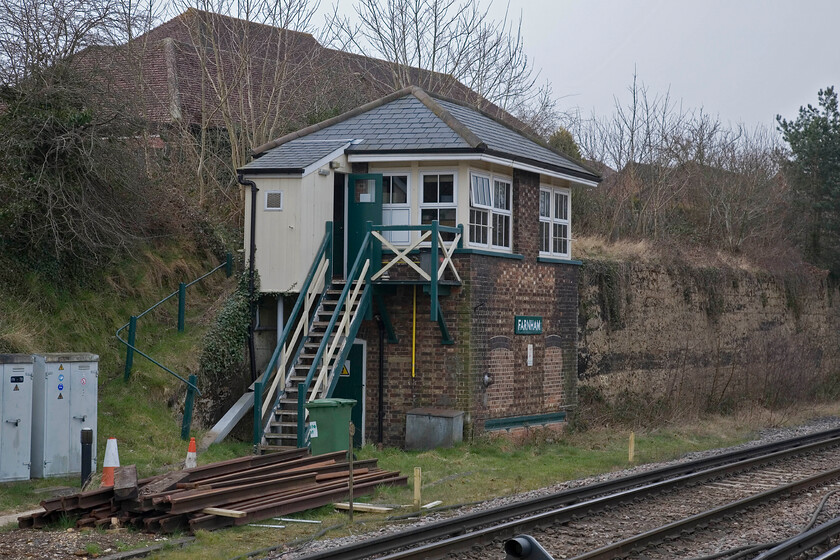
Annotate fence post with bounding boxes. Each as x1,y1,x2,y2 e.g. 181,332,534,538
253,381,263,447
177,282,186,333
225,252,233,277
124,316,137,381
181,374,197,441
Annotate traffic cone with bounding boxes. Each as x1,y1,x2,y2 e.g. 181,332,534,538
101,437,120,487
185,437,197,469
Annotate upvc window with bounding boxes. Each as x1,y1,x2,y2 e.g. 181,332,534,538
382,174,410,244
469,172,511,249
539,187,571,257
420,172,456,241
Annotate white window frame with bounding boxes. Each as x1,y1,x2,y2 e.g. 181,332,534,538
264,190,283,211
419,170,458,242
468,171,512,251
539,185,571,258
382,172,411,244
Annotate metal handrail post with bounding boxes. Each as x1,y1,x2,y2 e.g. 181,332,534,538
181,374,197,440
297,383,306,448
225,252,233,277
430,220,439,321
252,381,263,447
325,222,334,282
124,316,137,381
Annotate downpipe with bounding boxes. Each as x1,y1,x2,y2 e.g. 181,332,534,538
237,173,259,383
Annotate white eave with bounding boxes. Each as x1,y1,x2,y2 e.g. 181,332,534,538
346,152,599,187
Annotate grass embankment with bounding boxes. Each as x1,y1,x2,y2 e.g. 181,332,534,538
149,408,840,560
0,243,244,514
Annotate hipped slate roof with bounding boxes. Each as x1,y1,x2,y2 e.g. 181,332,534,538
241,88,601,183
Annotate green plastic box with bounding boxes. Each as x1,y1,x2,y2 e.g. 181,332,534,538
304,398,357,456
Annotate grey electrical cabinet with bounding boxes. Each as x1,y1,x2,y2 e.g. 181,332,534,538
0,354,34,482
31,353,98,478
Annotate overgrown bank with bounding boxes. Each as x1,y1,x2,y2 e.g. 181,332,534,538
576,241,840,428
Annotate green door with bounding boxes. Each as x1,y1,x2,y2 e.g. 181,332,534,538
346,174,383,277
333,342,365,447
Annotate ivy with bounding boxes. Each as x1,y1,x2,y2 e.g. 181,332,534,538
198,271,259,386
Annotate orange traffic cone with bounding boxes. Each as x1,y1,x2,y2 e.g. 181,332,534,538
185,437,197,469
101,437,119,487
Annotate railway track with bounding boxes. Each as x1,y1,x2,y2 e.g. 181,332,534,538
256,427,840,560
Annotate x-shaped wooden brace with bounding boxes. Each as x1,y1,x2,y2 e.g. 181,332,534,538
371,230,431,281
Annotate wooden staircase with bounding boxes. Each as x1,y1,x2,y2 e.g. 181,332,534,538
261,281,363,449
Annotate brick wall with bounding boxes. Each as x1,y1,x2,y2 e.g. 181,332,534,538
356,169,580,447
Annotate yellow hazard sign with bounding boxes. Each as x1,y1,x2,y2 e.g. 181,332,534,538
340,361,350,377
13,385,19,391
57,393,63,400
59,364,64,370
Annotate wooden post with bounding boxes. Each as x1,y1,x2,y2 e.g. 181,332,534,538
628,432,635,463
413,467,422,510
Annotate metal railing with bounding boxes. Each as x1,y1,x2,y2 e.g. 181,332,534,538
253,224,333,446
116,253,233,440
252,220,464,448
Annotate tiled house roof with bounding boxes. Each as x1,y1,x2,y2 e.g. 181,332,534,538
241,87,601,183
81,9,524,136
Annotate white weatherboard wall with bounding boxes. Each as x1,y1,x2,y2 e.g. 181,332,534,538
0,354,34,482
31,353,98,478
244,171,336,294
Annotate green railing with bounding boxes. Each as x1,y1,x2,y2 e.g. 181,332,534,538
253,224,333,447
116,253,233,440
292,220,463,447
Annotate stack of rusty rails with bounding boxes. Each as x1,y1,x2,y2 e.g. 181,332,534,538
18,449,406,533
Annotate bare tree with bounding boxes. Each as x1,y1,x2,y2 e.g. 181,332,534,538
323,0,545,118
570,74,784,249
167,0,328,207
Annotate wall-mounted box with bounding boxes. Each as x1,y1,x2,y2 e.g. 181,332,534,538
0,354,34,482
31,353,98,478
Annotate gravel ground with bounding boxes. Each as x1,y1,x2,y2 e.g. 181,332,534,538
3,417,840,560
275,416,840,559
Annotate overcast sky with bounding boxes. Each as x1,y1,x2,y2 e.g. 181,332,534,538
484,0,840,131
320,1,839,131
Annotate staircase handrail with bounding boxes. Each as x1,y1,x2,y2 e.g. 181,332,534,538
300,230,372,399
254,223,333,438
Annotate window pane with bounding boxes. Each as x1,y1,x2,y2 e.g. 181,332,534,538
540,221,550,252
471,175,490,207
391,175,408,203
439,208,457,241
539,191,550,217
492,213,510,247
382,177,392,204
493,180,510,210
439,174,454,203
555,192,568,220
355,179,375,203
553,223,568,254
421,208,438,224
470,209,488,245
423,175,438,203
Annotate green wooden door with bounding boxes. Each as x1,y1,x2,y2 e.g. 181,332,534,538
333,342,365,447
346,174,383,277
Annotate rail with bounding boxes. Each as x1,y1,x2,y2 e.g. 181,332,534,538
116,253,233,440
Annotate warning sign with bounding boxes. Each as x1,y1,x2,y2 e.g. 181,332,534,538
340,360,350,377
57,393,63,400
59,364,64,371
13,385,19,392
